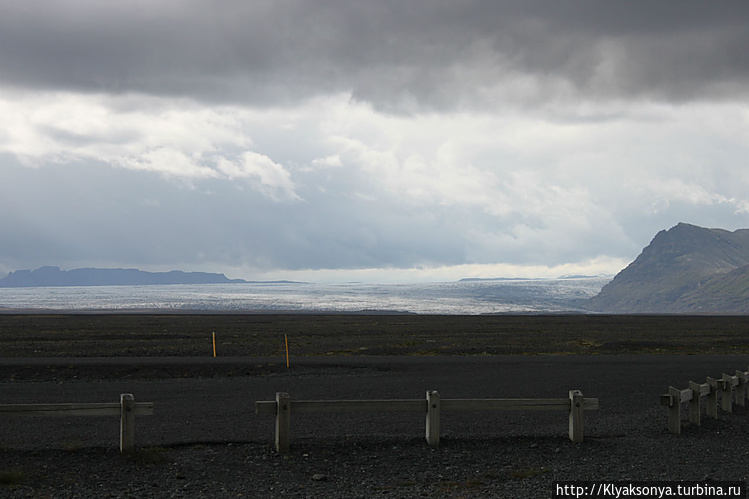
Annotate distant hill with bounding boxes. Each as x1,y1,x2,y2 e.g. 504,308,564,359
459,275,609,282
459,277,544,282
587,223,749,314
0,266,248,287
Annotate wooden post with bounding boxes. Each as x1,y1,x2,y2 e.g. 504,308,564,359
120,393,135,453
568,390,584,442
688,381,701,427
275,392,291,453
667,387,681,435
735,371,746,407
706,377,719,420
722,374,733,413
425,391,440,447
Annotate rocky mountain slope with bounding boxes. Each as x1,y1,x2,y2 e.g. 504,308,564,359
587,223,749,314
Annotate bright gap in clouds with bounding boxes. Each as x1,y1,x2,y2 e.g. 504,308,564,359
1,90,748,282
241,259,629,285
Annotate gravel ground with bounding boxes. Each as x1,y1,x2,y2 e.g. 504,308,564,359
2,355,749,497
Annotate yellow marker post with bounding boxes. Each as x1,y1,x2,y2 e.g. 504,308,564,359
285,334,290,368
212,332,217,357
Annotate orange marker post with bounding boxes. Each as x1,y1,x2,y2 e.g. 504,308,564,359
212,332,217,358
285,334,290,368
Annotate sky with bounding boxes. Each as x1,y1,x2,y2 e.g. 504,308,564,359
1,0,749,283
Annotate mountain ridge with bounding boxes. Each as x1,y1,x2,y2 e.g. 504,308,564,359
587,223,749,314
0,266,249,287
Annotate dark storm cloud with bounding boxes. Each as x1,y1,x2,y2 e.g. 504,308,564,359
2,1,748,110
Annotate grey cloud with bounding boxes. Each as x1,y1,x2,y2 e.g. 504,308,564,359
2,1,748,111
0,155,468,273
4,146,746,277
3,2,749,280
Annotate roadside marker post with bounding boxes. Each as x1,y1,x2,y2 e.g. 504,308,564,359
285,334,290,368
212,332,217,357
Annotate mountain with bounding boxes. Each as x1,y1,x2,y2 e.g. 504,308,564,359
587,223,749,314
672,264,749,314
0,266,248,287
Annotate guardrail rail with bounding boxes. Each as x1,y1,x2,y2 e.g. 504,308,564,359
256,389,599,452
0,393,154,452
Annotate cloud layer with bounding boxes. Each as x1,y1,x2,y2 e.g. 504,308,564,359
1,1,748,281
3,1,749,109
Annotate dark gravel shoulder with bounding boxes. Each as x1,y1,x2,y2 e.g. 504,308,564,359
2,355,749,497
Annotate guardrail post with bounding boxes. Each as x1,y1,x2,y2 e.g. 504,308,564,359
706,377,720,419
275,392,291,453
425,391,440,447
568,390,584,442
667,387,681,435
722,374,733,413
735,371,746,407
120,393,135,453
688,382,701,427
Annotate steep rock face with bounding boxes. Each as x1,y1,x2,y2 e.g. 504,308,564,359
673,264,749,314
588,223,749,313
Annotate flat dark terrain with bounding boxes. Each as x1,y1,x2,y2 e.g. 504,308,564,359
2,314,749,497
3,313,749,358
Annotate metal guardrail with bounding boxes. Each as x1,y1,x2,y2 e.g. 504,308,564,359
661,368,748,434
256,390,599,452
0,393,154,452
